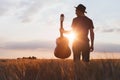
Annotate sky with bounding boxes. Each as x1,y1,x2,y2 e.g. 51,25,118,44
0,0,120,59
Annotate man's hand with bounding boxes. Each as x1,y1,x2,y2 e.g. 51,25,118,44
90,46,94,52
60,28,72,34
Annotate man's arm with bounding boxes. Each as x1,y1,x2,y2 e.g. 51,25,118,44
60,18,74,34
90,28,94,52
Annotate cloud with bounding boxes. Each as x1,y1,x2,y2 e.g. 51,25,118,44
96,26,120,33
95,19,120,33
116,29,120,32
19,0,66,22
100,28,120,33
0,40,120,53
0,0,72,23
0,0,11,15
95,43,120,52
0,0,53,21
1,40,55,50
101,28,114,32
18,0,43,22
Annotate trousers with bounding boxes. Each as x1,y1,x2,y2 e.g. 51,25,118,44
72,40,90,62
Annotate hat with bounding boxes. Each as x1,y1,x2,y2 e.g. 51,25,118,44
75,4,87,13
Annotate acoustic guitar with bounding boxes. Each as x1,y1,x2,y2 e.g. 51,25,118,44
54,14,71,59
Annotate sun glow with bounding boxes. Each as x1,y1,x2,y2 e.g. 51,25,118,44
65,31,76,44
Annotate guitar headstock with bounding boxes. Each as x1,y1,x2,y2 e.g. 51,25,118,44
60,14,64,22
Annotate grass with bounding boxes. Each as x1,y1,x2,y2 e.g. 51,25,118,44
0,59,120,80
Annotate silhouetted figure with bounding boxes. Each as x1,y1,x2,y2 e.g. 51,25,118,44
61,4,94,62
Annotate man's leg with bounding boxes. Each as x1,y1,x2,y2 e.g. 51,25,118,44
72,42,81,62
72,42,81,80
82,42,90,62
82,50,90,62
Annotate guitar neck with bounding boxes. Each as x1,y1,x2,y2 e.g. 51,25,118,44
60,21,63,37
60,14,64,37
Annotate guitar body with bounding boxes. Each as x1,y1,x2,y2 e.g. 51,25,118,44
54,14,71,59
54,36,71,59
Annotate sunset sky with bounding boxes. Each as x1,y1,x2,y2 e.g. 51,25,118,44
0,0,120,59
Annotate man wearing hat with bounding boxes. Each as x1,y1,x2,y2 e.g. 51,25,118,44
61,4,94,62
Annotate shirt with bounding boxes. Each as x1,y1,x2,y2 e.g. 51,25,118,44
72,16,94,42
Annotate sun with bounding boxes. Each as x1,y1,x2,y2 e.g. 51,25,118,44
65,31,76,44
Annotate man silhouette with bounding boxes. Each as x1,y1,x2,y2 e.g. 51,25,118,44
61,4,94,62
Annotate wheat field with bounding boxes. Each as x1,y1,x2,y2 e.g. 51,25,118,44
0,59,120,80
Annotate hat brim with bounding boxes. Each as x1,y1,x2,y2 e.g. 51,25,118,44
74,6,87,13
